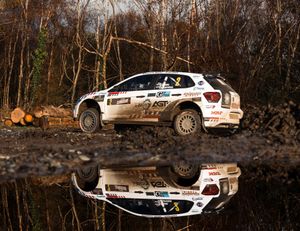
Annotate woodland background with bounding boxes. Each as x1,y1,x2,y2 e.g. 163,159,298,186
0,0,299,110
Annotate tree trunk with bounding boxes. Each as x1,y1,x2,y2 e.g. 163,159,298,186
46,41,54,105
160,0,168,70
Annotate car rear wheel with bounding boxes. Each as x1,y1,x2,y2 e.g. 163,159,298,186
79,108,100,133
173,109,201,135
158,162,200,187
75,165,99,191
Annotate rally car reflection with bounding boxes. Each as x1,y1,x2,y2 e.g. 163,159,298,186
72,162,241,218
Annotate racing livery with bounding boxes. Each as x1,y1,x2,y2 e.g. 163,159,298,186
72,163,241,218
73,72,243,135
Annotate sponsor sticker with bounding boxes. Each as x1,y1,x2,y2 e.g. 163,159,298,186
150,180,167,188
152,101,169,108
196,202,203,207
155,191,169,197
107,97,131,105
192,197,203,201
105,184,129,192
208,172,221,176
148,93,156,97
182,191,200,196
105,193,125,199
134,178,150,190
93,95,105,102
203,178,214,182
211,111,222,115
108,91,127,96
146,192,155,196
175,77,181,87
193,87,205,91
135,99,152,110
156,91,170,97
184,92,201,97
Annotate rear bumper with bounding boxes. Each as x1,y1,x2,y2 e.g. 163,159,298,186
204,108,243,128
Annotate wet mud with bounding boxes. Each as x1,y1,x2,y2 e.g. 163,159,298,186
0,102,300,182
0,102,300,230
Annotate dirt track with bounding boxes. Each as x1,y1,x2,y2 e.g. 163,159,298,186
0,122,299,183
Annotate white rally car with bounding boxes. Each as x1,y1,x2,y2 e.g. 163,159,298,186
73,72,243,135
72,162,241,218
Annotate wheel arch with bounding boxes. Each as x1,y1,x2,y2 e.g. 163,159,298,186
160,100,203,122
171,100,203,121
78,99,101,118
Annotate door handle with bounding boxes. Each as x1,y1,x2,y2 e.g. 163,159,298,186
136,95,145,98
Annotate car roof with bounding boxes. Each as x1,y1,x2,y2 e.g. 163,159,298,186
134,71,203,77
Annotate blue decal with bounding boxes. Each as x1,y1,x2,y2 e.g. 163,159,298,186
156,91,170,97
155,191,169,197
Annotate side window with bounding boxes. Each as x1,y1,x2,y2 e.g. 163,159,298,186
155,75,195,89
112,75,154,91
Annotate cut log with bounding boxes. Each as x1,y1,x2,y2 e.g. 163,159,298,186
20,118,27,126
33,106,72,118
39,116,49,131
4,119,13,127
11,107,26,123
24,114,33,123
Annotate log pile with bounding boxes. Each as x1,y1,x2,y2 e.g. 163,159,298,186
33,106,76,127
3,107,35,127
1,106,78,129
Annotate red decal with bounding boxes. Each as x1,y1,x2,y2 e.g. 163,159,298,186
209,172,221,176
211,111,222,115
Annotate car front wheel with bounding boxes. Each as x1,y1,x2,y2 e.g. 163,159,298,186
173,109,201,135
79,108,100,133
75,165,99,191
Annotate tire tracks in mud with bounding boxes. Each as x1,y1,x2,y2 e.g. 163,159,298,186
0,125,299,183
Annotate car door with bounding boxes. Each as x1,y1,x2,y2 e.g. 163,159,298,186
104,74,156,122
144,74,196,118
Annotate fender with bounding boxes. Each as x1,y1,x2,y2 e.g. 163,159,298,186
75,98,104,127
159,98,202,122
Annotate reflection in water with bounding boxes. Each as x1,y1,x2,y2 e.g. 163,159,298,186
72,163,241,218
0,167,299,230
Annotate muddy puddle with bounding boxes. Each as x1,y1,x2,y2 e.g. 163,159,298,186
0,165,300,231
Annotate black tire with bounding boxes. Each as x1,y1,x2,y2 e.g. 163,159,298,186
79,108,100,133
171,161,199,179
75,165,99,191
173,109,201,135
158,162,200,187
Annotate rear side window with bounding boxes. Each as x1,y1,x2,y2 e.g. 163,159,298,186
155,74,195,89
204,76,235,92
